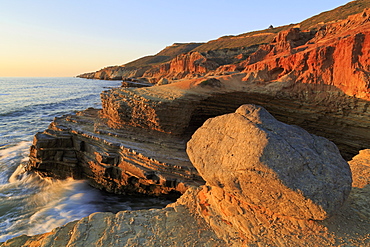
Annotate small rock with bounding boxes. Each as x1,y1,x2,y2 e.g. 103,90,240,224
348,149,370,188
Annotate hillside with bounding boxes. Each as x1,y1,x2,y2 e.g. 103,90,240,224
77,1,370,81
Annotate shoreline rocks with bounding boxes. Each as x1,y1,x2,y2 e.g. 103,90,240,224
26,108,203,196
4,106,370,247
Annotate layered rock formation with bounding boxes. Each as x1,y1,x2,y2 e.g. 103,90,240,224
4,106,369,247
99,73,370,160
26,108,203,196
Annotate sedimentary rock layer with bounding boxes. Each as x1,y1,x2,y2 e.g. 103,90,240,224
100,75,370,160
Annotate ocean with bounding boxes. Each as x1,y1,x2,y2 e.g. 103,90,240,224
0,77,171,242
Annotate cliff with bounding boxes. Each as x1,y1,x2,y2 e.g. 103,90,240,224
77,43,204,81
238,12,370,100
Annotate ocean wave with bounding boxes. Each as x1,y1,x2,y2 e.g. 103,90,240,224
0,141,31,184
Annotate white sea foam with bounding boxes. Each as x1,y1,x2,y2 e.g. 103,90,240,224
0,141,31,185
0,141,30,162
0,173,101,242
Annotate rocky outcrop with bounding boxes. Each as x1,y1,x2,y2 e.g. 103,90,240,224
187,104,352,220
78,5,370,90
78,43,255,82
99,74,370,160
77,43,204,81
77,65,150,80
143,52,219,81
92,10,370,160
143,48,255,82
26,108,203,196
5,107,370,247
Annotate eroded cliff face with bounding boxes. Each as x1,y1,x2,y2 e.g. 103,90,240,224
78,9,370,99
142,48,255,83
93,10,370,160
238,10,370,100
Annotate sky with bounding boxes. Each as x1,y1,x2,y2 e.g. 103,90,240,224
0,0,351,77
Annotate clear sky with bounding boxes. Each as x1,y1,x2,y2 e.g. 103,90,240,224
0,0,351,77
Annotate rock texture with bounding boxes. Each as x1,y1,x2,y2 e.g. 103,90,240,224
86,10,370,161
187,105,352,220
240,12,370,100
78,7,370,97
0,205,224,247
26,108,203,196
348,149,370,188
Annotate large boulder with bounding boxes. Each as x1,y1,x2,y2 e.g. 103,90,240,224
187,104,352,220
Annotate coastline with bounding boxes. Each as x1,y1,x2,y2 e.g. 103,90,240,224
3,6,370,246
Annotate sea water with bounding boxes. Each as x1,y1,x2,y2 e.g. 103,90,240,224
0,77,171,242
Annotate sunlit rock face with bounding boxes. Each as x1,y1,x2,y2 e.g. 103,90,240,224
239,9,370,100
348,149,370,188
100,79,370,160
187,104,352,220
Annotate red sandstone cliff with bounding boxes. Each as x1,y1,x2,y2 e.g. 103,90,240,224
236,10,370,100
